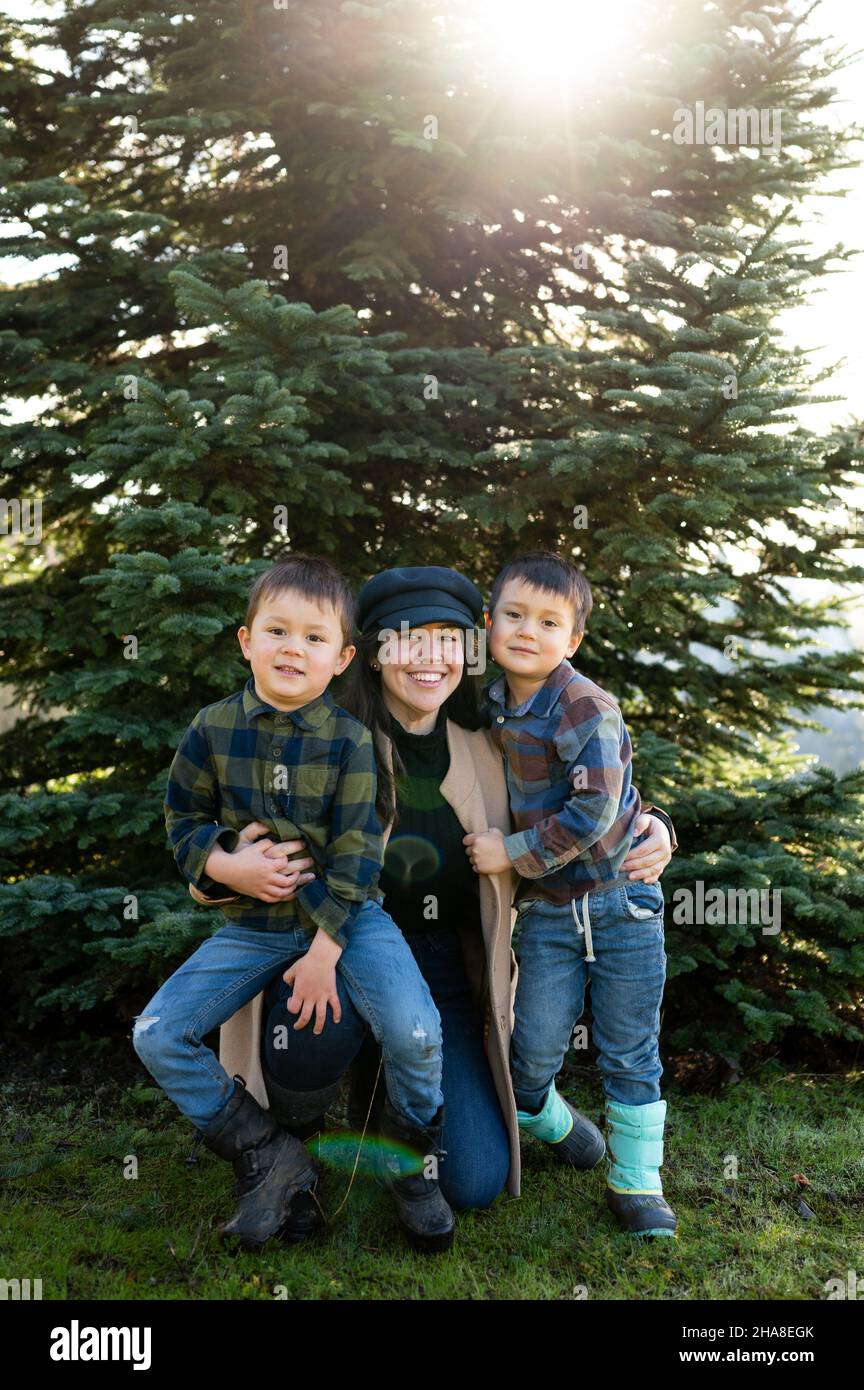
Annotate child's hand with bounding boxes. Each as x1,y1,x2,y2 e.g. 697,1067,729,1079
207,836,304,903
238,823,317,882
205,825,316,902
261,838,316,886
235,821,272,847
463,828,511,875
283,929,343,1034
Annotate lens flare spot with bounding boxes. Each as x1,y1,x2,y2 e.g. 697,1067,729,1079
383,834,441,885
315,1131,425,1178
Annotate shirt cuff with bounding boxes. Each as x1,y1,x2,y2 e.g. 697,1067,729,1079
181,824,240,892
188,882,241,906
294,877,361,948
502,830,548,879
641,803,678,853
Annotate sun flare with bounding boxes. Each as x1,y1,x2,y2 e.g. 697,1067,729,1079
468,0,646,97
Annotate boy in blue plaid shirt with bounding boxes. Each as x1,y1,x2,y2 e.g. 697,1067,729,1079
464,551,677,1238
133,556,454,1254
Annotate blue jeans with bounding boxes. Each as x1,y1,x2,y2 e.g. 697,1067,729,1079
132,898,443,1130
510,879,666,1113
262,927,511,1211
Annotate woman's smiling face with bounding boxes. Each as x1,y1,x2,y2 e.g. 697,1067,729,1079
377,621,465,730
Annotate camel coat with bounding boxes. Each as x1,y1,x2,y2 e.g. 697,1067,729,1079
215,719,523,1197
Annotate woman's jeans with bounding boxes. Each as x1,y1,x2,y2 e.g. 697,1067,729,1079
510,879,666,1114
262,926,511,1211
132,898,443,1131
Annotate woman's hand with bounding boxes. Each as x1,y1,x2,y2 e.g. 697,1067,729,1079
620,813,672,885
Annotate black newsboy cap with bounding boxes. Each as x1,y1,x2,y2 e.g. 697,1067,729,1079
356,566,484,638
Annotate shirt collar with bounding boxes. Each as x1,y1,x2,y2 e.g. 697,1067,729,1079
241,675,335,730
485,659,576,719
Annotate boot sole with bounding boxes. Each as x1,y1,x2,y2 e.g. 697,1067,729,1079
375,1176,456,1254
220,1205,323,1252
219,1222,288,1252
552,1138,606,1170
218,1217,323,1262
382,1174,457,1254
397,1218,455,1254
606,1191,677,1238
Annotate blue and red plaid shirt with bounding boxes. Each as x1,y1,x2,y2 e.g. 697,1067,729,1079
482,660,643,905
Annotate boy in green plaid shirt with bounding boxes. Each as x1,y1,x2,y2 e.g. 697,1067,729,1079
132,556,453,1254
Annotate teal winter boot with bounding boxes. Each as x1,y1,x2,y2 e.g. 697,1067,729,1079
516,1082,605,1170
604,1098,677,1238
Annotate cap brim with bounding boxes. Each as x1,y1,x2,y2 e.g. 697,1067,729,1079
371,603,478,633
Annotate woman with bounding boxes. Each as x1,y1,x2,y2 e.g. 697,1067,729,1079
209,566,676,1235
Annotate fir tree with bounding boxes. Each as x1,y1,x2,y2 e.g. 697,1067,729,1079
1,0,862,1055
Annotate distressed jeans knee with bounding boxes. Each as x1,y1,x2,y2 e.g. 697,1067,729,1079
131,1010,166,1067
132,1013,159,1036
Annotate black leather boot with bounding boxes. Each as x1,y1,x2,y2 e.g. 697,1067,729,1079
263,1075,342,1243
378,1096,455,1254
198,1075,319,1250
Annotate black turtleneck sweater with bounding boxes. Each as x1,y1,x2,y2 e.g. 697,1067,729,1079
379,707,482,935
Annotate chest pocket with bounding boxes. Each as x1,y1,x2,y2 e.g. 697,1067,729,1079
504,732,554,797
274,763,341,822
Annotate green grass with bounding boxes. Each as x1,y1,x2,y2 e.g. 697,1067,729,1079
2,1068,862,1300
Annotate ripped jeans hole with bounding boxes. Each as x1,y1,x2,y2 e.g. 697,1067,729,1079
133,1015,159,1034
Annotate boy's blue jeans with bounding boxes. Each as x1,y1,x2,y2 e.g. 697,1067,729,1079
262,926,511,1211
132,898,444,1130
510,878,666,1114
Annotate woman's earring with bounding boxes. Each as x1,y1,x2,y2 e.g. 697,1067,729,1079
371,661,381,671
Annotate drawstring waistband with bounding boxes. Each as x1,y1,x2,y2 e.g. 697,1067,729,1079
571,893,597,962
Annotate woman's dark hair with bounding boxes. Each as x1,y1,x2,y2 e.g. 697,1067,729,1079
341,627,484,828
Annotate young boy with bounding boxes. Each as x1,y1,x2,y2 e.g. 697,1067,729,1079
133,555,454,1253
463,550,677,1238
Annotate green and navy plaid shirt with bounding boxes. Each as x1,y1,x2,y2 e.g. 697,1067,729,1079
164,676,385,943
